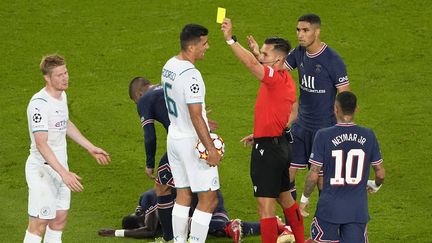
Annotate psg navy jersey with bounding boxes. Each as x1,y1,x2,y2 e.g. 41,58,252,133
285,44,349,131
309,123,383,224
137,85,170,168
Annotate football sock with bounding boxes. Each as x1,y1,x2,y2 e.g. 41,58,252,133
241,221,261,236
172,203,190,243
43,226,62,243
209,218,227,236
189,209,212,243
158,194,175,241
24,230,42,243
259,217,278,243
284,203,305,243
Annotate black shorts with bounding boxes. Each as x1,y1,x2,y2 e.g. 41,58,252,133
250,136,292,198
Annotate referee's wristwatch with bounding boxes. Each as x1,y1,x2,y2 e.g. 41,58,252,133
226,35,237,45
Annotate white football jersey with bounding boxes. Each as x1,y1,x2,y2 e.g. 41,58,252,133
27,88,69,165
161,57,208,138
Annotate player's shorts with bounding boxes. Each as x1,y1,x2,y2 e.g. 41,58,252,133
25,156,70,219
291,123,324,176
290,123,316,169
167,134,220,193
250,136,291,198
155,153,175,187
311,217,368,243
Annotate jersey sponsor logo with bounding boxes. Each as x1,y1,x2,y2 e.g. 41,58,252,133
162,68,176,81
32,113,42,123
55,119,68,128
301,75,326,94
190,83,200,93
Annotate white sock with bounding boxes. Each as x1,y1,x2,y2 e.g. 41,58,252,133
114,230,125,237
189,209,212,243
43,226,62,243
172,203,190,243
24,230,42,243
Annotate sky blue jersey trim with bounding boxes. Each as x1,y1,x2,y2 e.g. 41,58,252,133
31,98,48,102
178,67,196,76
186,102,203,104
32,130,48,133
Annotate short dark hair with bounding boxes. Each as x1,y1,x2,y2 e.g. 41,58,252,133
128,77,150,100
264,37,291,56
336,91,357,115
180,24,208,51
298,14,321,26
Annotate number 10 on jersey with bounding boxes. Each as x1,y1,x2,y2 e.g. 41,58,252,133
331,149,365,186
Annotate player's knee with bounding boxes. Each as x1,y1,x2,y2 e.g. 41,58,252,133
49,214,68,231
197,191,218,212
28,218,49,236
155,184,171,196
49,219,67,231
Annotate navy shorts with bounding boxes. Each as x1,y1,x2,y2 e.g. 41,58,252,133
290,123,316,169
311,217,368,243
155,153,175,187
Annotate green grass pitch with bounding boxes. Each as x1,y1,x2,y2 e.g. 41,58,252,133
1,0,431,242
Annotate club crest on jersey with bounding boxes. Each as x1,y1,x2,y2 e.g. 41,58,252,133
314,64,322,74
190,83,199,93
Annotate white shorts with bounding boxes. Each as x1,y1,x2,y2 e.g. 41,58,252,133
25,156,71,219
167,134,220,193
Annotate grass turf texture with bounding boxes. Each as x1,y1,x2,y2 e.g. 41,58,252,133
1,0,431,242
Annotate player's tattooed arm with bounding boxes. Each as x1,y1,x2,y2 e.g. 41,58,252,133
303,164,321,197
372,163,385,186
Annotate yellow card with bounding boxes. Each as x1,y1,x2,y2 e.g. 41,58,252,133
216,7,226,23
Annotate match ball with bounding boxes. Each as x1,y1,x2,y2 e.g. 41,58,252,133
195,133,225,160
276,228,295,243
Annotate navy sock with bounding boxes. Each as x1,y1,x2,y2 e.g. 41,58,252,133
157,194,175,241
209,219,228,237
242,221,261,236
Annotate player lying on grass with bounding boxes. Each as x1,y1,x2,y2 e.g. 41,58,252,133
98,189,294,242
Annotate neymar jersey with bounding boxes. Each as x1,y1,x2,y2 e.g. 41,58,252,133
309,123,383,223
137,85,170,168
26,88,69,166
285,44,349,131
161,57,209,138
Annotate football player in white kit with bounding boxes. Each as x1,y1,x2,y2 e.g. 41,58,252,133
23,54,111,243
161,24,222,243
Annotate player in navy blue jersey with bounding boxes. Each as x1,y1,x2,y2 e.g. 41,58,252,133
129,77,175,242
286,13,351,197
299,91,385,243
98,189,272,243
